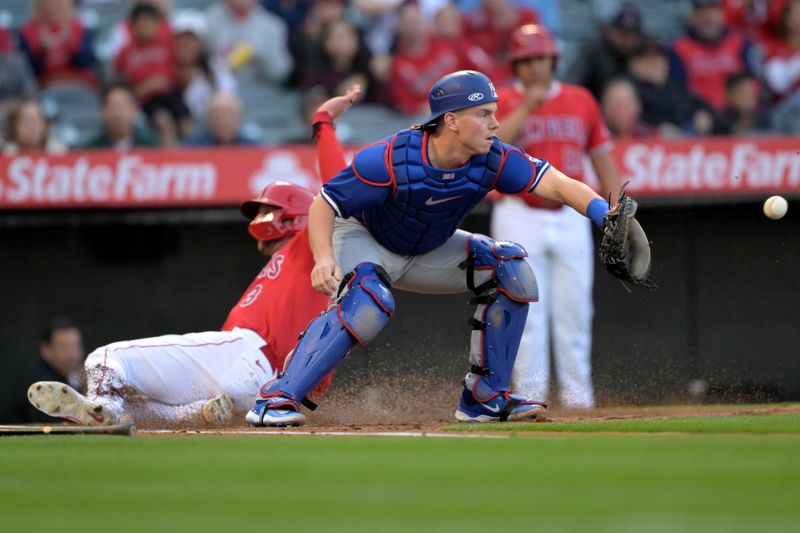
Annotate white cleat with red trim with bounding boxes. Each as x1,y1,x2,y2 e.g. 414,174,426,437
27,381,117,426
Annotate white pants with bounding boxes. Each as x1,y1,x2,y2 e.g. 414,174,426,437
491,198,595,407
84,328,275,423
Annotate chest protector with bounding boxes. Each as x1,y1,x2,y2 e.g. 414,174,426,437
360,129,504,256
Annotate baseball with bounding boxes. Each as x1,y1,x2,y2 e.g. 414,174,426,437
763,196,788,220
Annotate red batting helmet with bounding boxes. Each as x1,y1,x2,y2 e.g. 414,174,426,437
509,24,559,63
240,181,314,242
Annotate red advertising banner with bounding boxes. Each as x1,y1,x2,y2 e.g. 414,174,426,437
1,137,798,209
615,137,800,197
0,146,324,210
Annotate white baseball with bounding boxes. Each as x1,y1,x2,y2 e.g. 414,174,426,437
763,196,788,220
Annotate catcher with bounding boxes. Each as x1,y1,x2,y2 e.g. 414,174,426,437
248,70,652,427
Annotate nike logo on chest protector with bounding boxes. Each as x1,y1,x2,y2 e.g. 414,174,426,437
425,195,463,206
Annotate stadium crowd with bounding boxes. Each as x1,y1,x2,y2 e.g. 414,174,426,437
0,0,798,153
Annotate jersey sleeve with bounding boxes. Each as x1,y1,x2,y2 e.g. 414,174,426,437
312,111,347,185
320,142,393,219
494,143,552,195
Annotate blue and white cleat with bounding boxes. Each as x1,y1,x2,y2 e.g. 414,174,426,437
455,374,547,423
246,396,307,427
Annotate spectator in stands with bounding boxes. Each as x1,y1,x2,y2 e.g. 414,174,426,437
628,39,714,136
564,3,646,100
670,0,756,110
433,3,501,78
98,0,172,65
16,317,86,423
18,0,100,90
287,0,346,88
461,0,541,85
601,77,655,139
454,0,561,35
0,28,38,114
389,1,463,117
761,0,800,132
81,82,161,149
172,9,237,125
722,0,773,40
712,72,772,134
302,18,388,105
114,3,191,146
205,0,293,85
2,98,67,155
184,92,257,146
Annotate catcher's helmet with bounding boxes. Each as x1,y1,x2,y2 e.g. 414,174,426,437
240,181,314,241
421,70,499,127
509,24,559,63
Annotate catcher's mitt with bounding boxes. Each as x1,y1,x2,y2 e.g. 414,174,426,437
599,193,653,287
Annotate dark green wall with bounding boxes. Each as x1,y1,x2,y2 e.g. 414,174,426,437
1,201,798,422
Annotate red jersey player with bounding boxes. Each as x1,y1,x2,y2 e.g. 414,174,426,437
490,25,620,409
26,86,362,428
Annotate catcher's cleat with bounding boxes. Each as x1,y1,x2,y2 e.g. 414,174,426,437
201,394,234,426
246,397,307,427
27,381,117,427
455,374,547,423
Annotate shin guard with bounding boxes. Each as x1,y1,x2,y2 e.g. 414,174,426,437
259,262,395,408
464,235,538,395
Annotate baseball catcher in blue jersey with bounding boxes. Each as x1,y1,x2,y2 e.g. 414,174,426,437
247,70,650,426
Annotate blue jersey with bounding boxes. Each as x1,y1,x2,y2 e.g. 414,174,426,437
321,129,550,256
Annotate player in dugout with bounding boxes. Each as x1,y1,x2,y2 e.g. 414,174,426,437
26,85,362,427
247,70,650,427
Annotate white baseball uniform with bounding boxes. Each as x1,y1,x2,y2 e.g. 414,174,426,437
492,81,614,407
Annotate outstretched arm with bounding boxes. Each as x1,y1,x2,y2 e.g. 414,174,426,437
529,167,610,227
313,85,362,184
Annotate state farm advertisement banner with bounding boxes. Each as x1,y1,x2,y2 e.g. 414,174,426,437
1,138,798,209
616,137,800,197
0,147,323,210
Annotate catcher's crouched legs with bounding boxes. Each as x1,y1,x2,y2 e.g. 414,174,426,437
247,262,395,427
457,235,547,422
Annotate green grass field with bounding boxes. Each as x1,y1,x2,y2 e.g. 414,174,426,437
2,413,799,532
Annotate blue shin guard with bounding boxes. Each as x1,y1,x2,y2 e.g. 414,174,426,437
458,234,546,421
249,263,395,426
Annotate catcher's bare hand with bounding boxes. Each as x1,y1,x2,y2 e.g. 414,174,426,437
311,255,342,297
317,85,362,120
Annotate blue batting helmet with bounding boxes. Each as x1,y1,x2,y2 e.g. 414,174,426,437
421,70,499,127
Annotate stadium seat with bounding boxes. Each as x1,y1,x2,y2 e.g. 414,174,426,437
0,0,30,29
238,82,306,145
171,0,219,10
335,105,412,144
41,83,102,147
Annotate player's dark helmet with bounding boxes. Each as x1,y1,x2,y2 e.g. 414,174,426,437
508,24,559,64
240,181,314,241
421,70,499,127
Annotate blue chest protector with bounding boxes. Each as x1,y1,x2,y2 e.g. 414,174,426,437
358,129,504,256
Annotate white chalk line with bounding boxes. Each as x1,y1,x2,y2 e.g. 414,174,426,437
140,429,509,439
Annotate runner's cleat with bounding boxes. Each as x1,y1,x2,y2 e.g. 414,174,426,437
27,381,117,426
